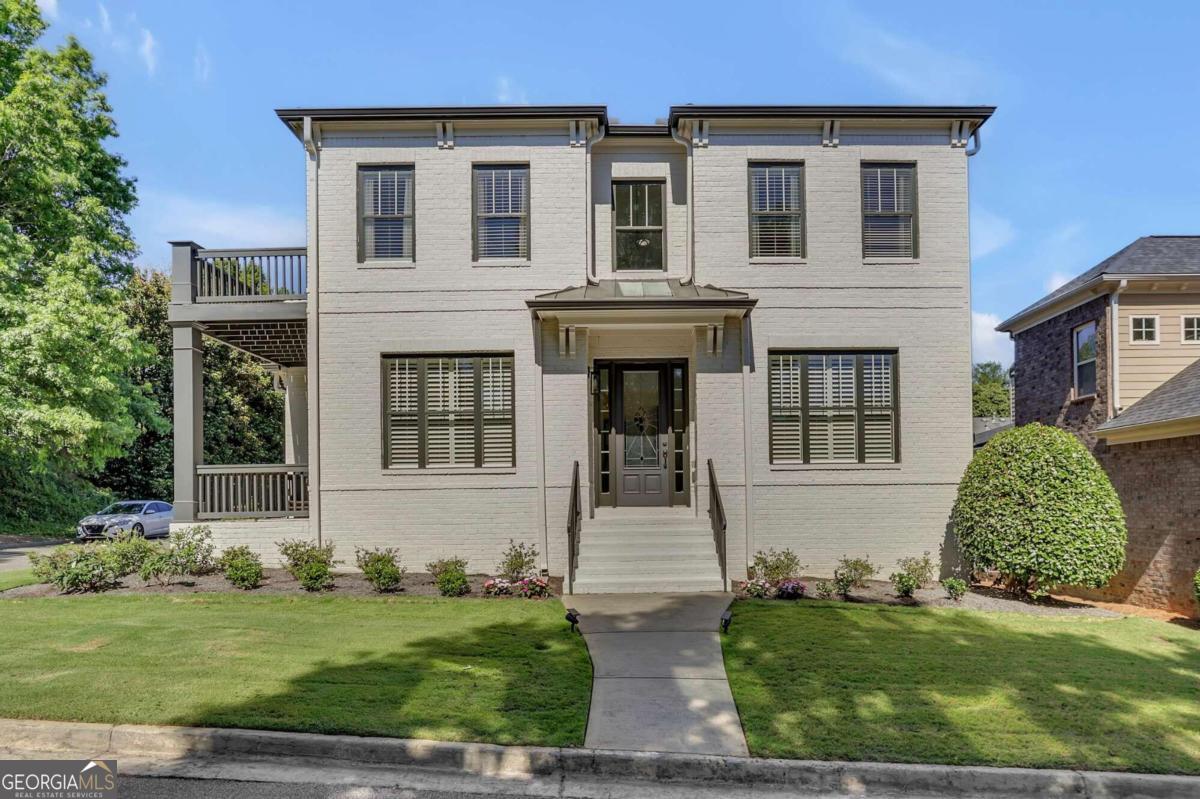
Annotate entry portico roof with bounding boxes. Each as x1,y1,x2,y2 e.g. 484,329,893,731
527,279,756,311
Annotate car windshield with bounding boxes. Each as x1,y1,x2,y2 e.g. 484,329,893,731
100,502,145,515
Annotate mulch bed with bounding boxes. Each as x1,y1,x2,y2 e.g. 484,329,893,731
2,570,564,599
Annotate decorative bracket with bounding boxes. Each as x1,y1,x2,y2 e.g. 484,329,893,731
822,119,841,147
436,121,455,150
558,325,578,357
690,120,710,148
950,120,971,148
703,323,725,355
569,120,592,147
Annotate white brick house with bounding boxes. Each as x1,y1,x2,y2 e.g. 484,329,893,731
168,103,994,592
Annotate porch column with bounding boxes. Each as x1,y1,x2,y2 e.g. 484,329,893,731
172,325,204,522
281,367,309,464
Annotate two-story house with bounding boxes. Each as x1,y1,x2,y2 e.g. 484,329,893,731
167,103,994,593
998,236,1200,612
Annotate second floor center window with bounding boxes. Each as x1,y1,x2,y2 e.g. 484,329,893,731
359,166,414,261
613,181,664,271
749,163,805,258
862,163,917,258
474,165,530,260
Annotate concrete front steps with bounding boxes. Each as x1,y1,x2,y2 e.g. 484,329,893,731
572,507,725,594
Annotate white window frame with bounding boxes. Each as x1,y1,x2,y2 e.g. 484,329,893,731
1181,315,1200,345
1073,321,1098,398
1129,315,1159,345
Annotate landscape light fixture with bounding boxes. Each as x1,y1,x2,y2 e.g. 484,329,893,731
565,608,580,634
720,610,732,634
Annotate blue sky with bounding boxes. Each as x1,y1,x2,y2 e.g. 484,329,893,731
35,0,1200,366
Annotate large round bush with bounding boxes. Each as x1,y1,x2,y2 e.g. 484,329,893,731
952,423,1126,596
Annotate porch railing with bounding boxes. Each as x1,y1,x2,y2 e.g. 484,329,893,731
567,461,581,594
196,464,309,519
193,247,306,301
707,459,728,591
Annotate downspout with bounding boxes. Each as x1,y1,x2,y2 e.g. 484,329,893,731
1109,279,1128,419
965,126,982,157
670,121,695,285
585,120,606,285
303,117,322,545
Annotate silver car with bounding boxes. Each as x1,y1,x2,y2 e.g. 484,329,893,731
76,501,174,540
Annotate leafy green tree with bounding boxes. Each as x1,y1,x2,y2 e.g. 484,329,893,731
972,360,1011,418
0,0,153,471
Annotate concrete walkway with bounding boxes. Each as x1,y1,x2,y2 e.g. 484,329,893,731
0,540,56,574
570,592,748,757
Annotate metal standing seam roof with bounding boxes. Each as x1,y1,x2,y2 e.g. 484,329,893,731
526,279,756,309
997,236,1200,332
1097,357,1200,433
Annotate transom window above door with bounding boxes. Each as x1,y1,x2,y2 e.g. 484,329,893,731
613,181,664,271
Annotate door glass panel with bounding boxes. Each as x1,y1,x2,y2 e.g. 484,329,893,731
623,370,660,467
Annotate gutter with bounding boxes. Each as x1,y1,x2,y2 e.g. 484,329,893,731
584,122,606,285
1108,279,1127,418
670,122,695,285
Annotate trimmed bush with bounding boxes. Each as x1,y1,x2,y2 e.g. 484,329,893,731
741,578,771,598
775,579,806,600
139,550,178,586
814,580,834,600
436,565,470,597
426,557,468,579
890,570,919,598
751,548,806,583
30,544,121,593
895,552,935,589
169,525,216,576
295,560,333,591
498,540,539,581
356,547,405,593
277,539,340,592
952,423,1126,597
219,546,263,590
942,577,969,602
484,577,512,596
104,533,162,577
835,556,878,588
516,576,551,598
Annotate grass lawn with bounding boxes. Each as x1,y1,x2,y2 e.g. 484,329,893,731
0,594,592,747
723,601,1200,774
0,569,39,592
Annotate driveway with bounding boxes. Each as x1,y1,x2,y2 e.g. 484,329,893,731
0,538,59,573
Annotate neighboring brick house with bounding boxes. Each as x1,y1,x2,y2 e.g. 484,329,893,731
168,103,995,593
998,236,1200,612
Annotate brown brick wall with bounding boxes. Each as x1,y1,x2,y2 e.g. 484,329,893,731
1012,296,1200,614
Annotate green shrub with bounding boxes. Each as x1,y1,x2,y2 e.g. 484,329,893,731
104,533,162,577
890,570,920,598
942,577,969,602
832,569,856,598
169,525,216,576
277,539,340,592
814,580,834,600
952,423,1126,597
139,550,178,586
1193,569,1200,612
30,544,121,593
751,548,806,583
895,552,936,588
436,565,470,597
835,556,878,588
295,559,333,591
356,547,405,593
498,540,539,581
0,451,113,536
218,546,263,590
426,556,468,579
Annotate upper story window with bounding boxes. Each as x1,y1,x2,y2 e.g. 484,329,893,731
1130,315,1159,344
613,181,664,271
861,163,917,258
1183,315,1200,343
359,166,414,261
473,165,530,260
768,351,898,465
383,354,515,469
1073,321,1097,397
749,163,805,258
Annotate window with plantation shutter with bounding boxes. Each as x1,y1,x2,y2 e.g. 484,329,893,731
767,351,899,464
749,163,805,258
359,166,414,260
474,165,529,260
383,354,515,469
861,163,916,258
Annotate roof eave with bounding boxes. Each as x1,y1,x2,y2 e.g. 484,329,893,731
668,105,996,128
1097,413,1200,443
995,276,1111,334
276,105,609,137
526,298,758,312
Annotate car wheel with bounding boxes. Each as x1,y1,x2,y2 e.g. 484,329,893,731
132,523,145,537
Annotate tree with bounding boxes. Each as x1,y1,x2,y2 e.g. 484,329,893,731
972,360,1011,418
952,423,1126,597
94,271,284,499
0,0,153,471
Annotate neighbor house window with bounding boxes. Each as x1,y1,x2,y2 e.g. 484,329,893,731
1073,321,1097,397
861,163,917,258
749,163,805,258
768,351,898,464
474,165,529,260
1183,315,1200,343
613,180,664,270
1130,315,1158,344
383,354,514,468
359,166,414,260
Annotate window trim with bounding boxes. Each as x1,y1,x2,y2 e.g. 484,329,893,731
1181,315,1200,345
611,178,667,272
767,349,901,466
1129,314,1160,345
1072,320,1098,399
357,164,416,264
860,161,919,260
380,352,516,471
747,161,806,260
471,163,531,263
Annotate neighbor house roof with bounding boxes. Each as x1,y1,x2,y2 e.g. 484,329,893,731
1096,357,1200,442
997,236,1200,333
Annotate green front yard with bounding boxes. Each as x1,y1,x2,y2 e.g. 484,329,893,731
0,569,38,592
723,601,1200,774
0,594,591,747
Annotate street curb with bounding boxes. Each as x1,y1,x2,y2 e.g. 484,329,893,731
1,718,1196,797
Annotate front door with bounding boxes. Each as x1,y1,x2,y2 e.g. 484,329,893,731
615,364,669,506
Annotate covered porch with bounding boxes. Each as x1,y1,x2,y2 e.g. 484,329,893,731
168,241,310,523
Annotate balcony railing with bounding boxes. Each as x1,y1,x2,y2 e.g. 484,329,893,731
196,464,309,519
193,247,306,302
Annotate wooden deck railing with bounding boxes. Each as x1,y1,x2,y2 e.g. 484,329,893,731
196,465,309,519
193,247,306,301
